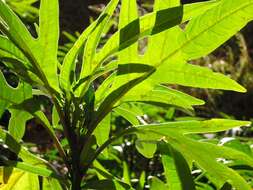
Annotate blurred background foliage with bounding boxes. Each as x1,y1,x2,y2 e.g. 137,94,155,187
1,0,253,189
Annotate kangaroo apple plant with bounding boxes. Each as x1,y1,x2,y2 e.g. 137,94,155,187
1,0,253,189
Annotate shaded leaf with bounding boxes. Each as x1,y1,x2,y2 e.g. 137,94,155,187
8,109,33,141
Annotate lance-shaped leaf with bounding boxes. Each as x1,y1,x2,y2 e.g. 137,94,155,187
93,0,251,135
138,119,251,135
8,109,33,141
134,119,253,190
36,0,59,90
0,1,58,92
118,0,138,62
109,0,251,101
149,177,168,190
162,154,182,190
160,144,196,190
144,0,182,63
179,0,253,60
0,71,32,105
42,177,63,190
92,71,153,129
76,9,120,98
80,0,119,80
1,160,58,178
95,0,221,65
113,103,143,125
0,36,43,86
11,98,67,162
0,168,39,190
0,35,30,65
121,84,204,110
59,20,98,92
166,134,253,190
60,0,119,95
94,114,111,147
0,0,36,55
144,0,253,92
149,61,246,92
0,127,47,164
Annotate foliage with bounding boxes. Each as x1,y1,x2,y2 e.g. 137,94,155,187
5,0,39,21
0,0,253,189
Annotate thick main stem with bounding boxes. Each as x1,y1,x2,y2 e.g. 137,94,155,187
62,103,82,190
71,147,82,190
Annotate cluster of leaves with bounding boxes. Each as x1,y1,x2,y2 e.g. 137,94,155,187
1,0,253,189
5,0,39,21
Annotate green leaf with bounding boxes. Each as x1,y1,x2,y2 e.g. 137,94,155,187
94,114,111,147
12,98,54,134
162,155,182,190
59,21,97,93
0,35,30,65
93,71,153,128
11,98,67,162
36,0,59,90
0,127,47,164
222,138,253,157
95,0,221,65
0,35,41,84
154,0,180,9
116,0,250,96
83,179,131,190
93,160,114,180
179,0,253,60
8,109,33,141
80,0,119,80
136,171,145,190
149,177,168,190
0,0,36,55
138,0,253,98
0,0,58,92
92,160,133,189
135,119,253,190
118,0,138,62
0,101,8,117
135,132,157,158
97,0,247,120
0,168,39,190
42,178,63,190
95,72,117,106
161,144,196,190
0,71,32,105
113,103,141,125
5,0,39,20
122,84,205,110
1,160,58,178
52,105,62,130
170,135,252,190
60,0,119,94
149,61,246,92
123,161,131,185
97,64,155,109
145,0,181,63
138,119,250,135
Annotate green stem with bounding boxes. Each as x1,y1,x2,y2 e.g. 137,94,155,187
71,146,82,190
61,100,82,190
51,97,71,169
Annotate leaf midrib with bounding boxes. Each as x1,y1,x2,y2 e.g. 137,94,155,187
156,1,253,68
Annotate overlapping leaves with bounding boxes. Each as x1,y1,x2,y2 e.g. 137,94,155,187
0,0,253,189
135,119,253,190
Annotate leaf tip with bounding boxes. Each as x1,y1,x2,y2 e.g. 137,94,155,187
235,84,247,93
